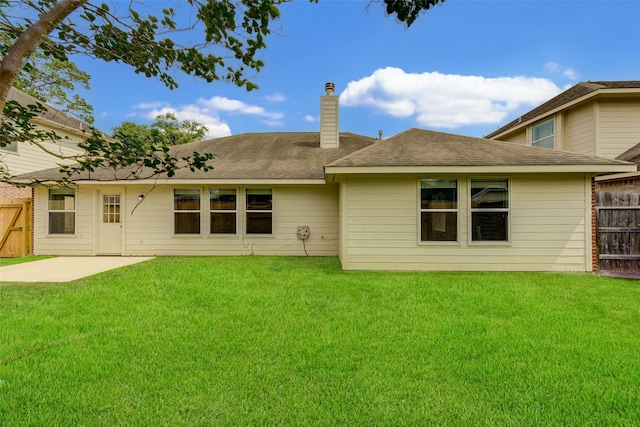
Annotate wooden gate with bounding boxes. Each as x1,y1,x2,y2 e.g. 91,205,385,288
0,198,32,257
596,191,640,279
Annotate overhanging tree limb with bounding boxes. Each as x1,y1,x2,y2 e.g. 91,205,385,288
0,0,88,110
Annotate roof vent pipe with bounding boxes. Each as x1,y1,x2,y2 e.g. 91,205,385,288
325,82,336,96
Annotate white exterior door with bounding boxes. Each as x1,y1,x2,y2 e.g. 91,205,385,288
98,191,123,254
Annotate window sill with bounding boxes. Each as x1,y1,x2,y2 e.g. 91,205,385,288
418,241,460,246
468,241,511,246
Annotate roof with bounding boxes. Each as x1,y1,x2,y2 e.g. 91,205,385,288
327,128,635,168
6,86,89,134
485,81,640,139
21,128,635,183
617,142,640,166
22,132,378,181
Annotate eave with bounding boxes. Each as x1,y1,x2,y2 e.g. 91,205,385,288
325,164,637,176
66,178,329,186
488,87,640,139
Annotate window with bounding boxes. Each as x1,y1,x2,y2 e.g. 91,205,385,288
470,179,509,242
174,188,201,234
48,188,75,234
210,188,236,234
532,119,554,149
102,194,121,224
246,188,272,234
420,179,458,242
1,141,18,153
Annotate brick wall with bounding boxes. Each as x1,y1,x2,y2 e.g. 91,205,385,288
0,184,32,199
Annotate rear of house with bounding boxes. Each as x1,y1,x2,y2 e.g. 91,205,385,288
24,85,636,272
335,172,595,271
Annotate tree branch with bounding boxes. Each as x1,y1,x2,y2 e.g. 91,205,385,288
0,0,87,108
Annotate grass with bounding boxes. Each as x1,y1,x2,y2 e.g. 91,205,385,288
0,255,52,267
1,256,639,425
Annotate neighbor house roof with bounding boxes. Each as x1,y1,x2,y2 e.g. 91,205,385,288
617,142,640,166
6,86,89,135
326,128,636,173
485,81,640,139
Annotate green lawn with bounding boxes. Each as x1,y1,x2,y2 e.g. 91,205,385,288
1,257,639,425
0,256,52,267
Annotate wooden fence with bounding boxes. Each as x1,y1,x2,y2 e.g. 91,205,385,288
596,191,640,279
0,198,32,257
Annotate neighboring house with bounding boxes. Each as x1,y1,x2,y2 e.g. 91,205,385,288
1,86,88,198
485,80,640,191
485,81,640,159
486,80,640,277
22,84,635,271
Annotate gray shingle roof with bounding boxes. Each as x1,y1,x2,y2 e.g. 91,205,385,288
485,81,640,139
22,132,378,181
617,142,640,166
6,87,89,133
21,128,633,182
328,128,633,168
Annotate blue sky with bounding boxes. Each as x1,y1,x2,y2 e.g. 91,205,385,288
72,0,640,140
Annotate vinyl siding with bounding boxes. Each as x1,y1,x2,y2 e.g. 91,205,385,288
33,186,95,255
34,183,340,256
597,100,640,158
340,173,591,271
563,104,596,155
0,129,84,176
493,128,527,145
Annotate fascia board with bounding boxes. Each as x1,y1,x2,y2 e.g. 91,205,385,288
324,164,637,175
490,88,640,139
71,178,328,186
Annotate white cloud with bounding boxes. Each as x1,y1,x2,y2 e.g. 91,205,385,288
563,68,578,80
546,61,578,81
198,96,284,121
265,92,286,102
304,115,317,123
144,106,231,139
545,61,560,73
133,96,284,138
340,67,562,129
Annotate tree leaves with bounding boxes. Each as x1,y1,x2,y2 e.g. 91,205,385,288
383,0,445,27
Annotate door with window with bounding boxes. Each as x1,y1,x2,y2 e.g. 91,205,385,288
98,190,123,254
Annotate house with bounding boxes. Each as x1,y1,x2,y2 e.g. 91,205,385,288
484,80,640,192
22,83,636,271
1,86,89,199
486,80,640,277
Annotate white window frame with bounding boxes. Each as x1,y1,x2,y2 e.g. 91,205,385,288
418,178,459,244
173,188,202,235
469,177,510,244
209,187,238,235
245,188,273,236
48,187,76,235
531,118,554,149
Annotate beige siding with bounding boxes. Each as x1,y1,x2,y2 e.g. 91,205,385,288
596,100,640,159
340,173,591,271
493,128,527,145
35,183,340,256
33,186,95,255
0,129,84,176
563,104,596,155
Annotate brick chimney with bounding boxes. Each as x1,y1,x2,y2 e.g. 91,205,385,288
320,82,339,149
